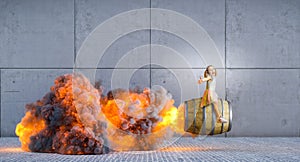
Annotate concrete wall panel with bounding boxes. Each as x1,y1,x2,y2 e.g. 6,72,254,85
75,0,150,68
151,0,225,68
226,69,300,136
0,0,74,68
226,0,300,68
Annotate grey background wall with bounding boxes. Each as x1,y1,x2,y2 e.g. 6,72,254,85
0,0,299,137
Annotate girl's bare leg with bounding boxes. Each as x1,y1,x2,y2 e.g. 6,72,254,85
212,102,221,119
213,101,228,123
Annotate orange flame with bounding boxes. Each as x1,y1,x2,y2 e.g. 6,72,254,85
15,111,46,151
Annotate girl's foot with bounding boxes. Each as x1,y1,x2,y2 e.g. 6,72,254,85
218,117,228,123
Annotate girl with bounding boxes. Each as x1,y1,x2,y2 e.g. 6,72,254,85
198,65,227,123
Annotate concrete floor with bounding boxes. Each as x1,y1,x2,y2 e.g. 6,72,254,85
0,137,299,161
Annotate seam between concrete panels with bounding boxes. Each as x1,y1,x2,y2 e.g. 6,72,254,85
0,68,1,137
225,0,227,101
225,0,227,138
0,67,299,70
150,0,152,89
74,0,76,63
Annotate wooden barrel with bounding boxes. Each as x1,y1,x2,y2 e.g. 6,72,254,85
183,98,232,135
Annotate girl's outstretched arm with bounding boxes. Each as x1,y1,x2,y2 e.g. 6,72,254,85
198,76,211,84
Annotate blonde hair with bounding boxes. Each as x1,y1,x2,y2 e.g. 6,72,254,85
204,65,217,77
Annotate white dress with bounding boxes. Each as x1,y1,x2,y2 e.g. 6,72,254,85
200,75,219,107
207,75,218,102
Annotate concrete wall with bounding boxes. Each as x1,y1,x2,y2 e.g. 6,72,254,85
0,0,299,137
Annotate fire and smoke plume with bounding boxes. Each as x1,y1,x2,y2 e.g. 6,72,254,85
15,73,108,154
15,73,185,154
101,85,183,151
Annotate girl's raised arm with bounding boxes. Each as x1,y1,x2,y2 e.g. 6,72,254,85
198,75,211,84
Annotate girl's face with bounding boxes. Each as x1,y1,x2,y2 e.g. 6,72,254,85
207,66,216,76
